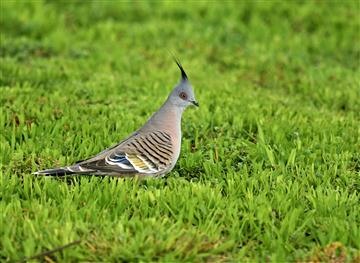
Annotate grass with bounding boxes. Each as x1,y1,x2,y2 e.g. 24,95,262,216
1,0,359,262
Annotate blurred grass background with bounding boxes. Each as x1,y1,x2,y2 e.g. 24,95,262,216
1,0,359,262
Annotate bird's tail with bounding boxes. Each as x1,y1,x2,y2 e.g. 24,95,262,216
34,167,75,176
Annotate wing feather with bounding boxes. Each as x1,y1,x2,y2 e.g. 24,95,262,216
78,131,173,175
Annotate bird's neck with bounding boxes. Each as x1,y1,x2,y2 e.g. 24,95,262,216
143,100,184,135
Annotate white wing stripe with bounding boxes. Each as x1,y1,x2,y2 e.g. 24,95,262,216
105,156,133,169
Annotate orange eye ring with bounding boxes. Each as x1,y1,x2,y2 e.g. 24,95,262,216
179,92,188,100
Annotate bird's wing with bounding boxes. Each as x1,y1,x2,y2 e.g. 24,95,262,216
78,131,174,175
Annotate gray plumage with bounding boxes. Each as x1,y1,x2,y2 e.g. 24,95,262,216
34,60,198,177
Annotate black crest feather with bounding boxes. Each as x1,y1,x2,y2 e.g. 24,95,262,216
168,50,188,80
173,58,188,80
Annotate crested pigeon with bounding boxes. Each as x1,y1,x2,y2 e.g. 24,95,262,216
34,61,198,177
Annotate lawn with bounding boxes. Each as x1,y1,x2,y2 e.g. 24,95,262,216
0,0,359,262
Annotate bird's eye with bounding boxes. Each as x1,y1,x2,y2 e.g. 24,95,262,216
179,92,188,100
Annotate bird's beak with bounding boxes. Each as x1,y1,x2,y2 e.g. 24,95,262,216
191,100,199,107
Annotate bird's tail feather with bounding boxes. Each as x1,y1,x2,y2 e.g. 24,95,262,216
34,167,75,176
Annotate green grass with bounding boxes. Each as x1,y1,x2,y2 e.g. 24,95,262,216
1,0,359,262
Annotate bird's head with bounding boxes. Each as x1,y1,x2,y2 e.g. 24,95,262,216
167,60,199,109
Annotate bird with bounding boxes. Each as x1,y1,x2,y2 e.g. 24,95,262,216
34,60,198,178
